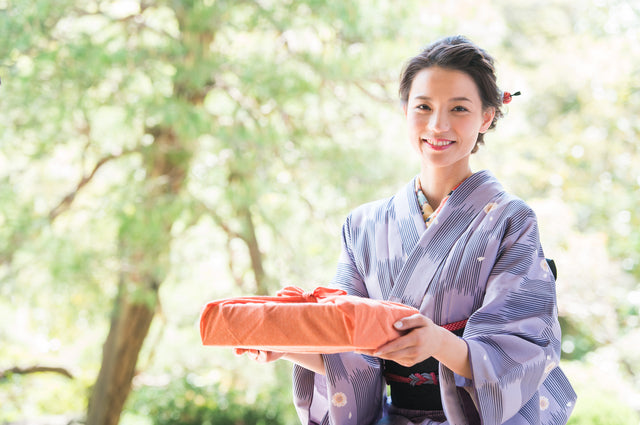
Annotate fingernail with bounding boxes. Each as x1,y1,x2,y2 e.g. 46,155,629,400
394,321,403,329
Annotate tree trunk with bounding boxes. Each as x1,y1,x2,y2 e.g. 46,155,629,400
239,206,269,295
86,126,188,425
86,285,157,425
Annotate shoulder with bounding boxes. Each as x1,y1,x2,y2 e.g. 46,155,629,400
345,176,418,225
503,183,539,216
493,193,536,220
482,190,542,246
464,171,540,239
468,171,537,223
345,191,399,230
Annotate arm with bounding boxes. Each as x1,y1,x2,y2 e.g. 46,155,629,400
282,353,325,375
443,202,568,424
234,349,326,375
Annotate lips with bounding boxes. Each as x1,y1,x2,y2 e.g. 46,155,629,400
422,138,455,149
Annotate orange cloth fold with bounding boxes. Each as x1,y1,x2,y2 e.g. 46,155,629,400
199,286,419,353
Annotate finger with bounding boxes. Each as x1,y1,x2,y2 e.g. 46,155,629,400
247,349,261,361
393,314,430,331
376,337,430,366
374,346,418,366
255,351,270,363
374,333,417,357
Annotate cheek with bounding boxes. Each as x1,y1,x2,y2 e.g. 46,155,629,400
407,114,425,132
407,120,423,151
458,119,484,137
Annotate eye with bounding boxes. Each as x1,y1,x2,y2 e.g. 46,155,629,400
452,105,469,112
416,104,431,111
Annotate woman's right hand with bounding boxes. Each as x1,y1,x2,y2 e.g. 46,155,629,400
233,348,285,363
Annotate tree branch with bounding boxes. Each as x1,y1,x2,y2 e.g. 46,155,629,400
0,366,74,380
48,149,139,222
226,235,246,289
351,80,396,104
195,200,246,287
69,6,179,42
195,199,268,291
194,199,242,240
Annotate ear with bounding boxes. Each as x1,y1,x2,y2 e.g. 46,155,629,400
479,107,496,133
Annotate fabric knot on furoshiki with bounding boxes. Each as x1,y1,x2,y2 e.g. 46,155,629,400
199,286,419,353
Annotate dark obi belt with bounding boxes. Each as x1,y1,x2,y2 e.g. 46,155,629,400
383,319,466,411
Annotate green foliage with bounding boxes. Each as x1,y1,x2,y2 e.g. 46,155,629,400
568,392,640,425
127,376,294,425
2,0,640,423
0,370,88,422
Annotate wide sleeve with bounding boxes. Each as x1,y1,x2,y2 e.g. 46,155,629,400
292,214,387,425
439,205,576,425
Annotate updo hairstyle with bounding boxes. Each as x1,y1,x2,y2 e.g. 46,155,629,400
399,35,504,152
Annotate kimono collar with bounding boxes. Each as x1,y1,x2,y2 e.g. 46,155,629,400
394,170,503,251
388,170,505,306
415,175,468,227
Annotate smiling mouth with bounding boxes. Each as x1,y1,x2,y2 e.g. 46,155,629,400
422,138,455,147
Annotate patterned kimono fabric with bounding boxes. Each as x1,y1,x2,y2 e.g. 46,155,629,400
382,176,467,423
292,170,577,425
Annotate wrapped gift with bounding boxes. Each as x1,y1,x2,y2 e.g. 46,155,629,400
199,286,419,353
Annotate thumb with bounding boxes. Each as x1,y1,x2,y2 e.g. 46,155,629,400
394,313,429,330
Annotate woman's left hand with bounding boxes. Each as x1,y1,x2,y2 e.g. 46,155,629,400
364,313,444,367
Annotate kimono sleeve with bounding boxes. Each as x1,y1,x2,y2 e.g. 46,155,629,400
439,203,576,425
293,214,387,425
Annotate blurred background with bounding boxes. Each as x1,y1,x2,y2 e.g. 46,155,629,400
1,0,639,424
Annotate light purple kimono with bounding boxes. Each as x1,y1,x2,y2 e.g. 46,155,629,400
292,170,576,425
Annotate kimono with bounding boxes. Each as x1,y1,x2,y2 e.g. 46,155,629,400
292,170,576,425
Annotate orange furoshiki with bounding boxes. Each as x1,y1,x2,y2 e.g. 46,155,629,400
199,286,419,353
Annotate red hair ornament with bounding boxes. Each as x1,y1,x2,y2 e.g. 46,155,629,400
502,91,521,104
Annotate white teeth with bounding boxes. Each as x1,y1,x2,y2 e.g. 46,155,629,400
423,139,453,146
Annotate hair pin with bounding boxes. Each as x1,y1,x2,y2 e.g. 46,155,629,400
502,91,521,104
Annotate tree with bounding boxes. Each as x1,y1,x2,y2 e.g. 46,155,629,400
3,0,639,422
1,0,423,422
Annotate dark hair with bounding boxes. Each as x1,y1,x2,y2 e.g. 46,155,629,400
399,35,503,152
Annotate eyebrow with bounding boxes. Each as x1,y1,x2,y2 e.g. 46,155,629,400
412,95,473,102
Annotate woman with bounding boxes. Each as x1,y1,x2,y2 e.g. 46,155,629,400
239,35,576,424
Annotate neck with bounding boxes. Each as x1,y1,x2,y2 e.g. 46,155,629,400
419,166,472,209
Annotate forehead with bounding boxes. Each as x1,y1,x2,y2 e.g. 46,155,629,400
409,66,480,101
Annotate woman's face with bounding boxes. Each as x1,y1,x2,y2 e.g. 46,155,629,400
404,66,495,175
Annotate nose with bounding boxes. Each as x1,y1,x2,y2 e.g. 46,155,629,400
428,110,450,133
